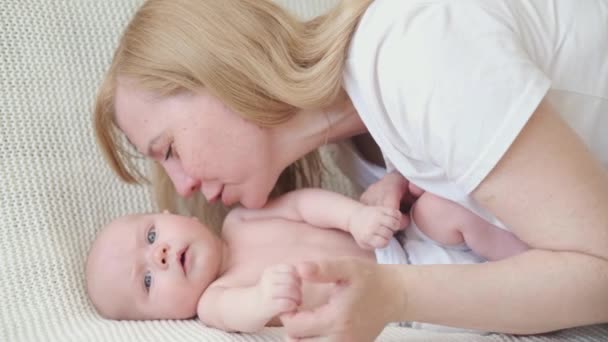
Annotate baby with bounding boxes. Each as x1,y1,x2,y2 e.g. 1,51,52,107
86,187,527,333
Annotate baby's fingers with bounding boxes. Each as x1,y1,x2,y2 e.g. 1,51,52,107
356,239,375,250
380,212,402,231
382,207,403,220
374,226,395,240
273,283,302,303
368,235,390,249
270,272,302,286
271,298,299,314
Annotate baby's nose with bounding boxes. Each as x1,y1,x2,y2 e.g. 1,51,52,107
153,243,170,269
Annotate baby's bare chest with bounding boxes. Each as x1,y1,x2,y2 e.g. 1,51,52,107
219,219,374,287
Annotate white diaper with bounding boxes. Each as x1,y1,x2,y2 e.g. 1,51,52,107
374,221,487,334
375,221,485,266
374,235,409,265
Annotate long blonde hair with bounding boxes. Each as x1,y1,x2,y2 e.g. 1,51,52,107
94,0,373,232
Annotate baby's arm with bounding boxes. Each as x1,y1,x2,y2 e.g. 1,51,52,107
197,264,301,333
412,192,529,261
229,188,404,249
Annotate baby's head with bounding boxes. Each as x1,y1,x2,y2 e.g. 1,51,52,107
86,212,223,320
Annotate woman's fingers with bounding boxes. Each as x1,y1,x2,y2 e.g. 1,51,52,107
283,258,398,342
281,307,334,339
295,260,350,283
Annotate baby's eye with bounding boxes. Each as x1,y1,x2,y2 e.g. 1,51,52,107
147,226,156,244
144,271,152,291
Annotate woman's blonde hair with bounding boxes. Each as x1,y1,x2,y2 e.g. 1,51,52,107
94,0,373,232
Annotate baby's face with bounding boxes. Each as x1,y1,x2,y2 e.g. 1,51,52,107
86,213,223,320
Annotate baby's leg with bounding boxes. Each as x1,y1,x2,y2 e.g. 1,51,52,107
411,193,529,261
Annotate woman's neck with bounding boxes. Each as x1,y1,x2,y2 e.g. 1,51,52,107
325,96,368,144
270,96,367,167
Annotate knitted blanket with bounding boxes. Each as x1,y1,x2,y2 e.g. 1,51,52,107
0,0,606,340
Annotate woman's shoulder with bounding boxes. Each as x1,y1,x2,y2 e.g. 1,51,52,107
348,0,517,61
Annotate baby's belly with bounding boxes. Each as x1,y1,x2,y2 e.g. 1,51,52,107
223,220,377,327
230,222,376,273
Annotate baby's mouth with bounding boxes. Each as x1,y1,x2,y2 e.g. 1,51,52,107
178,247,188,276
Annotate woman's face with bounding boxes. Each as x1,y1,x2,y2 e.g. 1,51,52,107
114,80,281,209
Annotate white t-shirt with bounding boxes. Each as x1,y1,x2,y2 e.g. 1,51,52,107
343,0,608,229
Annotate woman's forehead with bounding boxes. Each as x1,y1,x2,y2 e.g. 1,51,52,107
114,82,154,124
113,84,167,155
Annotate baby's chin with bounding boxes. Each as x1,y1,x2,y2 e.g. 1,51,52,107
163,311,198,320
143,307,198,321
238,189,272,209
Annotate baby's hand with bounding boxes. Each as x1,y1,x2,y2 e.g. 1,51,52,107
348,206,404,250
257,264,302,320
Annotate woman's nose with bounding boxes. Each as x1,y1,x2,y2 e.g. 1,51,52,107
174,174,201,198
164,162,201,197
152,243,170,270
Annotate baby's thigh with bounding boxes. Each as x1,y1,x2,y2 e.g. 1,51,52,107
411,193,473,246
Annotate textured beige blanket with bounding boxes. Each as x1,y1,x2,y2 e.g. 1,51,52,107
0,0,605,340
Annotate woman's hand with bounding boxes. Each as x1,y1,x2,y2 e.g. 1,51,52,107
360,171,417,212
280,258,404,342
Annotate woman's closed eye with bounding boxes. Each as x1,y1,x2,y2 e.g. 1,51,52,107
164,144,173,161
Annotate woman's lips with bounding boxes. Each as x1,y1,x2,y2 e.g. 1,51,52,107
221,189,231,206
202,185,224,204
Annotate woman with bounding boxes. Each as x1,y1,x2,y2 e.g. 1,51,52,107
94,0,608,340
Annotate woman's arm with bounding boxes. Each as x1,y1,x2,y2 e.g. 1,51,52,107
400,100,608,331
474,100,608,260
450,98,608,329
282,100,608,340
